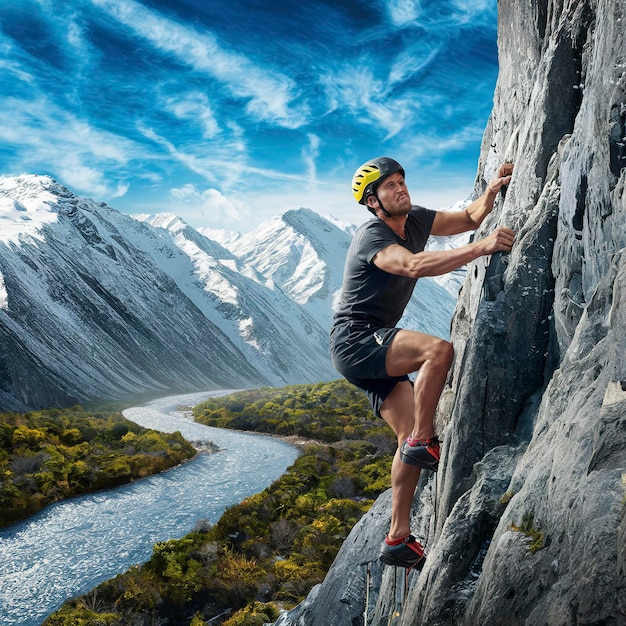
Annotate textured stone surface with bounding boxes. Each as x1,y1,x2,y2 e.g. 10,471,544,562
399,446,524,625
275,0,626,624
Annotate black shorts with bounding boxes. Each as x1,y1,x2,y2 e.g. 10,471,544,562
329,322,409,418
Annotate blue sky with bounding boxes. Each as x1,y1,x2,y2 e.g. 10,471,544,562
0,0,499,231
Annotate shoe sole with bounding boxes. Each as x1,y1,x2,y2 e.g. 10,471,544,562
400,450,438,471
379,552,425,569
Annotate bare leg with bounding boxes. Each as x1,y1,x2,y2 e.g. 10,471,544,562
385,330,453,439
379,331,453,537
379,380,421,538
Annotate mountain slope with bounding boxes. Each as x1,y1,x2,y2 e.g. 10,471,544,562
129,211,334,386
222,207,456,339
0,177,456,411
0,176,268,410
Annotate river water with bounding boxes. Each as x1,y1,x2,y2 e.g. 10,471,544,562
0,391,300,626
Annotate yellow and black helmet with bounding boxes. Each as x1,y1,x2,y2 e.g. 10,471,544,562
351,157,405,205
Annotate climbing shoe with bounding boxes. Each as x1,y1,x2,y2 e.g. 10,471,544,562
400,435,440,471
379,534,426,569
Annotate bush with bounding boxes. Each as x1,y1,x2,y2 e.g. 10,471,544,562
222,601,280,626
0,408,196,528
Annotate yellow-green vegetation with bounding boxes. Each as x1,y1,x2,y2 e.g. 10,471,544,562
46,380,394,626
511,511,545,554
221,602,280,626
500,490,515,506
193,379,392,446
0,407,195,528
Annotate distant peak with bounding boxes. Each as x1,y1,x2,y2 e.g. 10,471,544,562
0,175,65,245
281,207,328,230
282,207,316,218
134,213,187,232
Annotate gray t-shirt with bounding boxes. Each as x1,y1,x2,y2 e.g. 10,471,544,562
332,206,436,329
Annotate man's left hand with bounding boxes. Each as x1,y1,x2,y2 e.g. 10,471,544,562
488,162,514,194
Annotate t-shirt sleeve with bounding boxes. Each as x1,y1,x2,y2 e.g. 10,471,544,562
358,208,436,265
357,222,399,265
413,206,436,239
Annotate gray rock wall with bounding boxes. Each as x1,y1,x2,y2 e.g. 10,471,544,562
276,0,626,624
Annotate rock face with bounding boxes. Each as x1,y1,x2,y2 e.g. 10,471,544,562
276,0,626,624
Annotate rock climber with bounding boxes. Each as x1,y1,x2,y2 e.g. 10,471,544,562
329,157,514,568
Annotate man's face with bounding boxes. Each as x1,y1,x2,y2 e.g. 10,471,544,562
373,172,412,215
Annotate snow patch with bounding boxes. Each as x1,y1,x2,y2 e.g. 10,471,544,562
0,272,7,310
197,226,242,248
239,317,261,350
0,177,59,245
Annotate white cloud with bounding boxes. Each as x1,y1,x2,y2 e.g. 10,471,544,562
163,92,220,139
137,124,242,187
382,0,495,29
302,134,321,183
321,65,416,139
449,0,496,24
388,42,442,86
89,0,308,128
57,155,128,198
170,184,250,225
0,59,35,86
0,96,136,197
138,124,316,197
386,0,422,26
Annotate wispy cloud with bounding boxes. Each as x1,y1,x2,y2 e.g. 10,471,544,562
381,0,496,28
163,92,220,140
0,95,137,196
388,41,442,86
58,154,129,198
0,57,35,86
302,134,321,183
170,184,250,225
320,64,417,140
89,0,308,128
449,0,496,25
0,0,498,230
385,0,421,27
139,123,313,193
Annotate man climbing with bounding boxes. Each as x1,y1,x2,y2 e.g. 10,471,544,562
329,157,514,569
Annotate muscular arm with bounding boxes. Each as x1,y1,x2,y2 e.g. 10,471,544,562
430,163,513,237
373,227,515,278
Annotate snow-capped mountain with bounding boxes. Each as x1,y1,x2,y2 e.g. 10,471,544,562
0,175,456,411
198,208,457,337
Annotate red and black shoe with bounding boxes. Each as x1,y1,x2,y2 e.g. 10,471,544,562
379,534,426,569
400,435,440,471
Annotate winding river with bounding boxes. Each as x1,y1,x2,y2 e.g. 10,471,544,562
0,391,300,626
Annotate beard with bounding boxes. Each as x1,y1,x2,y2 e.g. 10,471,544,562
382,194,412,216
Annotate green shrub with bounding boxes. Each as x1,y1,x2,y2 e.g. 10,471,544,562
511,511,545,554
0,408,195,528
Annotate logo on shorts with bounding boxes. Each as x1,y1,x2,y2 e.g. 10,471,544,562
374,331,384,346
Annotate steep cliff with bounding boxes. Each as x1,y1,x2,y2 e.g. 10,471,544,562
276,0,626,624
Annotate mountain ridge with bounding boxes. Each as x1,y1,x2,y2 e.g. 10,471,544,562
0,174,456,411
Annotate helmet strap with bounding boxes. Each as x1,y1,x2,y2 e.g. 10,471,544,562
377,196,392,218
365,191,391,218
